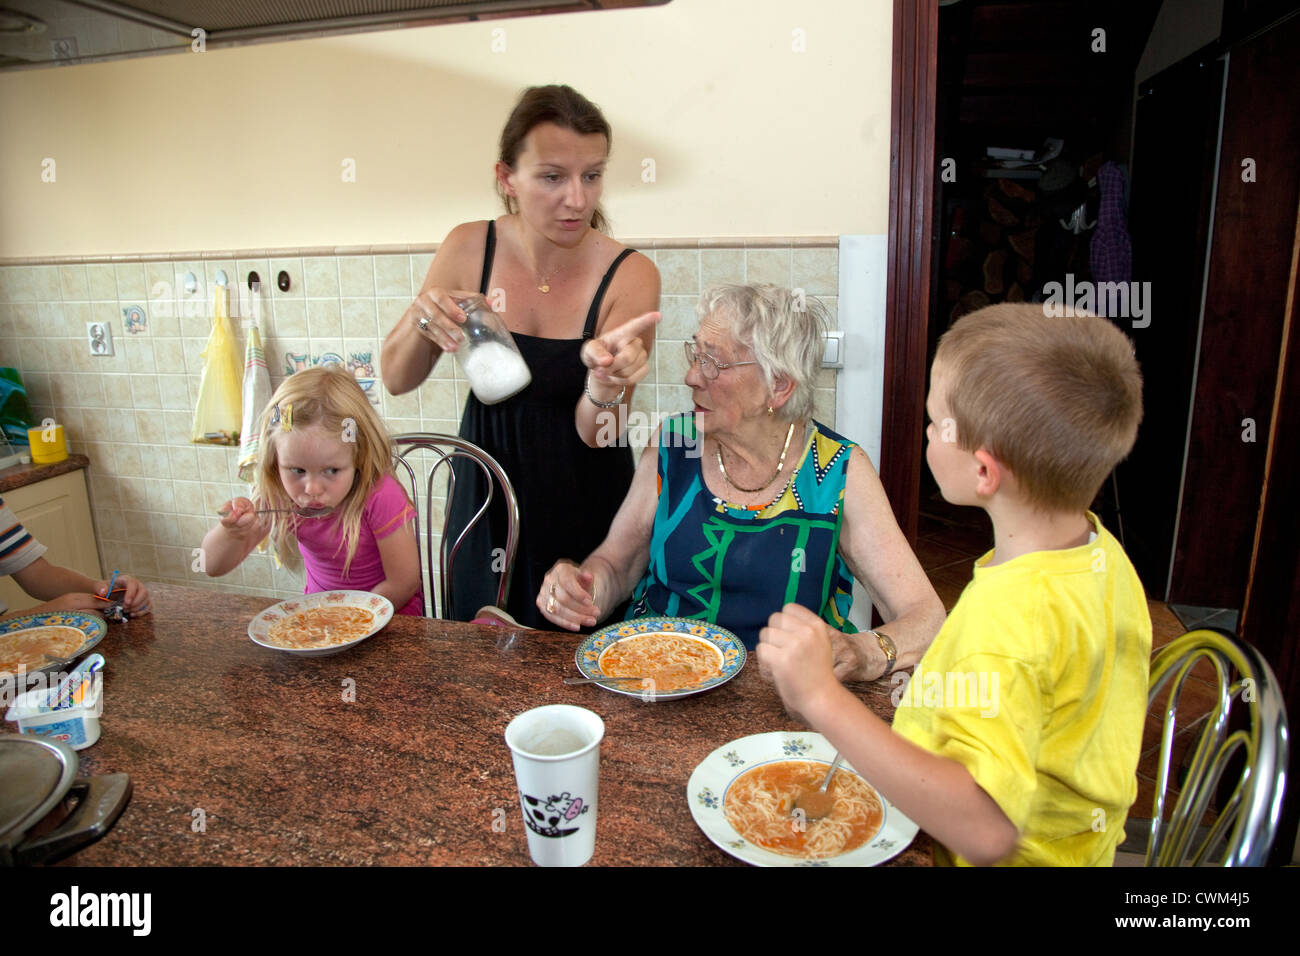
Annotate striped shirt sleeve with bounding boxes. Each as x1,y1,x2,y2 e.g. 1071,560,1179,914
0,494,48,579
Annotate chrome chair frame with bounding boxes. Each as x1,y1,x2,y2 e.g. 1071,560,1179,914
391,433,519,619
1144,628,1288,866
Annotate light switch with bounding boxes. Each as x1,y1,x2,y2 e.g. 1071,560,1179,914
822,331,844,368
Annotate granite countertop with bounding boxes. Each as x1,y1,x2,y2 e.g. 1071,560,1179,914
32,583,933,867
0,454,90,494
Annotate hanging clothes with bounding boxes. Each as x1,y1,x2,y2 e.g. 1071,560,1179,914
1091,161,1133,286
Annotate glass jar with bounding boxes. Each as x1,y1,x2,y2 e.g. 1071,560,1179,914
452,294,532,404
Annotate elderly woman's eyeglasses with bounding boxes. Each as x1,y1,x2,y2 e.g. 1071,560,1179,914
683,341,758,381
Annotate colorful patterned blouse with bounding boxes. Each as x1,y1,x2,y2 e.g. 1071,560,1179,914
628,414,858,649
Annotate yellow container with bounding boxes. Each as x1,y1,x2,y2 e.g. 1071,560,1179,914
28,424,68,464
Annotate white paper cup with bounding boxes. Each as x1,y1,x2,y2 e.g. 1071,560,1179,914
504,704,604,867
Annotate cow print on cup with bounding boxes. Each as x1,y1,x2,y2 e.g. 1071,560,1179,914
519,791,589,838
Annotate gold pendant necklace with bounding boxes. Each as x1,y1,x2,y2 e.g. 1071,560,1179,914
536,256,566,293
716,422,796,494
534,229,585,292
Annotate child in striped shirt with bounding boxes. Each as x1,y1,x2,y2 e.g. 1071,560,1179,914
0,495,150,619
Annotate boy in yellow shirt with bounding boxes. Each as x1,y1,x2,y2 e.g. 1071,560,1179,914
759,304,1151,865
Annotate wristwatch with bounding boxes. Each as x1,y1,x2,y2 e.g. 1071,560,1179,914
870,629,898,677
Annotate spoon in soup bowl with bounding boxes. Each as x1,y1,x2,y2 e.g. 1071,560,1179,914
793,752,844,822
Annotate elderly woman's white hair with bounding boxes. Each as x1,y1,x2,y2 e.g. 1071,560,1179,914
697,284,827,422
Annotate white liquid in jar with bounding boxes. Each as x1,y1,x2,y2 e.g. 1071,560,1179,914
460,341,531,404
525,727,587,756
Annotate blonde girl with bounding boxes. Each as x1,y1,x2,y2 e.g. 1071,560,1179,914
201,366,423,615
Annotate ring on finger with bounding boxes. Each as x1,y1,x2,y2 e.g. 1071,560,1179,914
415,314,431,332
546,583,556,613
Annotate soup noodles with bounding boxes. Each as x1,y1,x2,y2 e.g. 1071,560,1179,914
599,633,723,692
266,606,374,649
724,760,882,859
0,626,86,677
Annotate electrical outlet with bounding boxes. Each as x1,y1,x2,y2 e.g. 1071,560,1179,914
87,321,114,356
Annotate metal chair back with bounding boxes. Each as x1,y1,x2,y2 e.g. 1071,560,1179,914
391,433,519,619
1145,628,1288,866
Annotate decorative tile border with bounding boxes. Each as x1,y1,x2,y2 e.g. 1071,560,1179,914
0,236,839,267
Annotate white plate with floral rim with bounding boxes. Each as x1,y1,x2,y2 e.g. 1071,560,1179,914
687,731,919,867
0,611,108,680
574,616,746,700
248,591,394,656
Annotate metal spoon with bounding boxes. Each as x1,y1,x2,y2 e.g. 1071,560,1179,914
217,505,334,519
793,752,844,822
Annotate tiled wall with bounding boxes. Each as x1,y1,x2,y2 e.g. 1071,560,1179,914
0,241,839,606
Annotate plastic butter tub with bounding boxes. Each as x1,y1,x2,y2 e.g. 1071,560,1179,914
4,676,102,750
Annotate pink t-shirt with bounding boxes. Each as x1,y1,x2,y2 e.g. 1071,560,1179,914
294,474,423,616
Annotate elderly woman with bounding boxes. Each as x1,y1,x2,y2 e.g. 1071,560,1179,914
538,284,945,681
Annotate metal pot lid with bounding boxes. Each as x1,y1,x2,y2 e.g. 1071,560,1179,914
0,735,77,848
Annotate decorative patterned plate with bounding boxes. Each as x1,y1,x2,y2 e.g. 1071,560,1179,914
574,616,745,700
688,731,919,867
0,611,108,680
248,591,394,657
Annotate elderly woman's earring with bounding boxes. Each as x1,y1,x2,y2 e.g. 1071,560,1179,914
767,406,774,417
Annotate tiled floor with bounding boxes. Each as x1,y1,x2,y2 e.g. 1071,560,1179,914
914,494,1217,849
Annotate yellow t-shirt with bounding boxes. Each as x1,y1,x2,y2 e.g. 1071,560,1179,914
892,513,1152,866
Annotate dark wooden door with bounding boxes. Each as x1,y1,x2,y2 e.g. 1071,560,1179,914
1119,53,1225,598
1170,13,1300,607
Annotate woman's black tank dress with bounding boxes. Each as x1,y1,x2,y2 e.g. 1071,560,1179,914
446,221,636,627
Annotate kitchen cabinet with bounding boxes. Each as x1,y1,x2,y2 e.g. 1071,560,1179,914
0,456,101,613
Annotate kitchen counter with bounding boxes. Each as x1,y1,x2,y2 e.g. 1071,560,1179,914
47,583,933,866
0,454,90,494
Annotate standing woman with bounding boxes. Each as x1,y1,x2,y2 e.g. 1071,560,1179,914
382,85,660,627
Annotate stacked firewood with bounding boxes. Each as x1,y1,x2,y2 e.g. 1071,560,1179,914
942,155,1106,325
942,177,1040,324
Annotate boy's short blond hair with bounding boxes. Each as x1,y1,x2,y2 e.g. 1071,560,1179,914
935,303,1143,512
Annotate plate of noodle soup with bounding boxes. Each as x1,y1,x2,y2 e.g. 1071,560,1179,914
248,591,394,656
0,611,107,682
574,617,745,699
688,731,919,866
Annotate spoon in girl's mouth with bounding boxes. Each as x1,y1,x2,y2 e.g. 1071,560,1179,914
217,505,335,519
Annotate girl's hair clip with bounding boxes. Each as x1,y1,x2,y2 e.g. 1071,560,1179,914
270,402,292,431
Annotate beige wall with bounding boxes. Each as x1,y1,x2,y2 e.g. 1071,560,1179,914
0,0,892,259
0,0,877,607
